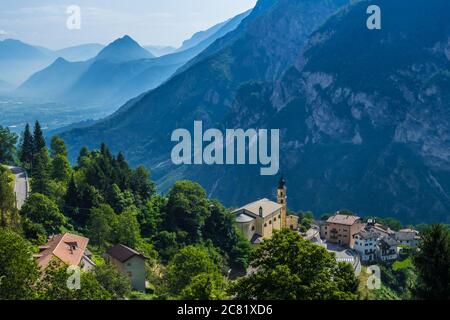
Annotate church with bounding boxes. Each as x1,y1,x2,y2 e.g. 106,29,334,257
233,178,299,244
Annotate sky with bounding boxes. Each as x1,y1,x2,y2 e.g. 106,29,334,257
0,0,257,49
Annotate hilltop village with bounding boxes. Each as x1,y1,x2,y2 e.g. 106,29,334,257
234,177,421,272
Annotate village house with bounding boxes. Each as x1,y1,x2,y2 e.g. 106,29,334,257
367,220,396,238
105,244,147,292
395,229,420,249
321,213,365,247
319,216,419,264
286,214,300,231
353,230,379,263
34,233,95,270
378,237,399,262
234,177,299,244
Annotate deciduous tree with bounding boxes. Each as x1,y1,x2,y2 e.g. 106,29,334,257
231,229,358,300
0,228,38,299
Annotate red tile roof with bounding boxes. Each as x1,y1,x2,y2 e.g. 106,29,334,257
327,214,362,226
36,233,89,268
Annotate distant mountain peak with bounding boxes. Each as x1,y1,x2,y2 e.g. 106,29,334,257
95,35,154,63
54,57,68,63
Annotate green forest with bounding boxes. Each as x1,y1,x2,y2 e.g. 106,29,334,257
0,123,449,300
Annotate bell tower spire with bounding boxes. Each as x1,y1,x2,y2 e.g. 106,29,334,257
277,177,287,228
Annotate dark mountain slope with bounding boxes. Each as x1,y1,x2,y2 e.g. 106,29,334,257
214,0,450,223
63,0,450,224
61,0,350,188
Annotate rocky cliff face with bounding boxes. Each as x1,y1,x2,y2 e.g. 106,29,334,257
224,0,450,223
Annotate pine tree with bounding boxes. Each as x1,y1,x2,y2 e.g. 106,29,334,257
19,124,34,171
64,175,81,224
77,146,90,168
31,148,51,196
413,224,450,299
33,121,46,154
115,152,131,190
50,136,67,158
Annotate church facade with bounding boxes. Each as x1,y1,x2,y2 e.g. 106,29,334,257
233,178,297,244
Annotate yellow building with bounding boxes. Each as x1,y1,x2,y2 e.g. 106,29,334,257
234,177,296,244
234,198,283,244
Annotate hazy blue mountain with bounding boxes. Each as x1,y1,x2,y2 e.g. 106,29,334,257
15,58,91,99
0,39,54,85
144,16,238,58
175,20,228,52
0,39,46,60
144,45,176,57
61,0,350,209
55,43,104,62
94,35,154,63
15,10,251,110
0,39,105,86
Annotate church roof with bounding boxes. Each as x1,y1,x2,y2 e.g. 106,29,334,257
236,213,255,223
232,198,282,218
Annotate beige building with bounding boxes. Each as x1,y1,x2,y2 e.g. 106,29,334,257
234,177,299,244
234,198,283,244
321,214,365,247
395,229,420,249
105,244,147,292
286,215,300,231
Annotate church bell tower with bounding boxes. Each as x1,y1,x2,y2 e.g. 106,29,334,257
277,177,287,228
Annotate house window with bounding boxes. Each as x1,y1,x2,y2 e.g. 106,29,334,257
269,221,272,225
127,262,132,267
264,223,267,227
278,215,281,219
127,272,132,277
252,226,255,231
274,217,277,221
